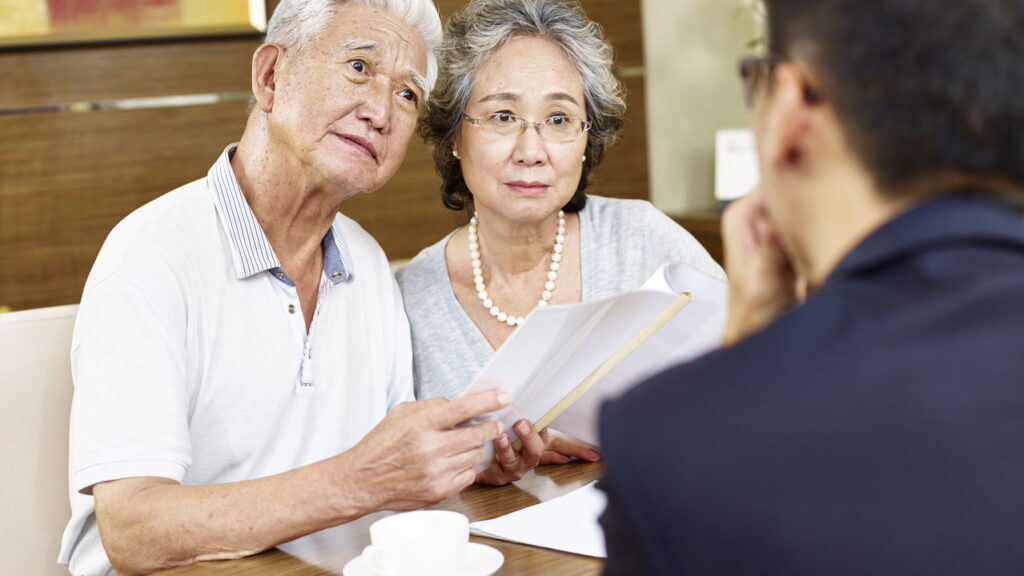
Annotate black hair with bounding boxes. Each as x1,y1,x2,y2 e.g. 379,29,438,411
765,0,1024,200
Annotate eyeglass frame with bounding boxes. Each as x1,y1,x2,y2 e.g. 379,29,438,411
738,53,822,107
462,112,592,142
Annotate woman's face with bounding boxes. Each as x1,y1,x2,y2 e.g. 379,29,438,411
456,35,589,225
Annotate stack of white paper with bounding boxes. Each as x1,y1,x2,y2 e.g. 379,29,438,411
469,482,608,558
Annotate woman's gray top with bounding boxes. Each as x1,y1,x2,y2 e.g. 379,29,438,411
394,195,724,400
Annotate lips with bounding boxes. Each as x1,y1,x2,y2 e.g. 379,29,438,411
505,181,549,196
337,133,379,162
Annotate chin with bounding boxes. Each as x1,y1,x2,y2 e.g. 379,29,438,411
325,169,383,196
505,201,562,223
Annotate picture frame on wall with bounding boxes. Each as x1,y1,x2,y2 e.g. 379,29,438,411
0,0,267,49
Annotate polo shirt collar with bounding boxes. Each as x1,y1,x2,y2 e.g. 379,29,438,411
830,192,1024,281
207,143,352,286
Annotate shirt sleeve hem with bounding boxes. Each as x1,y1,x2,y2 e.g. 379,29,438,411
75,458,188,495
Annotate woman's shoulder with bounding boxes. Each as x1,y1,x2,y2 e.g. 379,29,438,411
581,195,724,280
581,194,661,219
580,195,680,237
394,233,451,293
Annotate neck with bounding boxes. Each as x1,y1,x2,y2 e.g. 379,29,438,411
789,171,917,292
473,208,564,280
233,118,341,266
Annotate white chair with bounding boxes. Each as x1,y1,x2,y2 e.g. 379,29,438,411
0,304,78,576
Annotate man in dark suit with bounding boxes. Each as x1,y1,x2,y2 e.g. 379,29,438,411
599,1,1024,574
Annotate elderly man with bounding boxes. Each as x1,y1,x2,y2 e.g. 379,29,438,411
600,0,1024,574
58,1,511,575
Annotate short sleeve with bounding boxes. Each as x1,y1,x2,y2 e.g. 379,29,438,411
70,271,192,494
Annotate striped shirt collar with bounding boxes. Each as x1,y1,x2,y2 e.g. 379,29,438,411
207,143,351,286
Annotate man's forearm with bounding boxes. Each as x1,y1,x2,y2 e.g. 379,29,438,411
94,453,367,576
91,393,507,575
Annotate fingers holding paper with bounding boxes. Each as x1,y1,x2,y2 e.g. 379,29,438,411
343,390,510,511
475,419,547,486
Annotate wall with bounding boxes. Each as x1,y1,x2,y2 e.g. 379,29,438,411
641,0,759,213
0,0,647,311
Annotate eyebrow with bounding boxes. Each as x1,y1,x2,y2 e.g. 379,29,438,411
478,91,581,106
342,39,378,52
409,71,428,99
340,39,427,98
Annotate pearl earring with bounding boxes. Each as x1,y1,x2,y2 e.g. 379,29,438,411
582,155,586,163
453,149,461,159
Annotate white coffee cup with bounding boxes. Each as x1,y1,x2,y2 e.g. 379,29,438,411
361,510,469,576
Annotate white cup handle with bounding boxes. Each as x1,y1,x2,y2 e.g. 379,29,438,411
361,545,395,575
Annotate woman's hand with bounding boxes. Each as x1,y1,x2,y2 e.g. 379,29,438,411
538,429,601,465
475,419,545,485
475,422,602,485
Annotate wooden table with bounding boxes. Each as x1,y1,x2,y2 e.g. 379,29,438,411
156,462,604,576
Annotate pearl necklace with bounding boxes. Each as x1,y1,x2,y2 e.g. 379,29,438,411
469,211,565,327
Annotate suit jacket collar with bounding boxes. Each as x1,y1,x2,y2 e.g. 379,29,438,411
828,193,1024,282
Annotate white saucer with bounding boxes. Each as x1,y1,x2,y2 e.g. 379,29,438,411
342,542,504,576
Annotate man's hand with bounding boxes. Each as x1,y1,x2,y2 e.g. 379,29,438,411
721,188,801,345
341,390,510,510
91,390,511,576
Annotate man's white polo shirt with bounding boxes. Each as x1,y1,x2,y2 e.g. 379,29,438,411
59,144,414,576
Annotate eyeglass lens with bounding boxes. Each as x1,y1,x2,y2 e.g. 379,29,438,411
471,113,586,142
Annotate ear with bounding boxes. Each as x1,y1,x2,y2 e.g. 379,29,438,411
758,64,822,175
251,43,284,113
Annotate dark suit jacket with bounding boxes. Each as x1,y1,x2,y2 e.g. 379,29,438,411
599,194,1024,575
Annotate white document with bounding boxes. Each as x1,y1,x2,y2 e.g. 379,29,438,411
460,262,727,469
469,481,608,558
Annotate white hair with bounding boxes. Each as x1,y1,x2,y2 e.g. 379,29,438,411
265,0,443,98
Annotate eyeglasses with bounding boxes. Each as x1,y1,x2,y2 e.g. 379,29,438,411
738,54,823,107
738,54,784,107
462,112,591,143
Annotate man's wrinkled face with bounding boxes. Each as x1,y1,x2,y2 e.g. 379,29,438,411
269,3,428,197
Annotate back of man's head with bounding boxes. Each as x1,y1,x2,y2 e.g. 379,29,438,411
766,0,1024,202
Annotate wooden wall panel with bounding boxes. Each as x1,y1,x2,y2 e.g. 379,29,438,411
0,102,251,310
0,38,261,108
0,0,646,311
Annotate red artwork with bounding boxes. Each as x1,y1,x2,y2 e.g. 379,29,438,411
46,0,182,31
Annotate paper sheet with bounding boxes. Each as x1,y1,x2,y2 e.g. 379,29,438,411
461,262,727,467
469,481,608,558
551,262,727,444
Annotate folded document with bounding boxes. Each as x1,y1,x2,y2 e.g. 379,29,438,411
461,262,727,469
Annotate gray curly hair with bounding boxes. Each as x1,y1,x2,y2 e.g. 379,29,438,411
266,0,443,98
421,0,626,212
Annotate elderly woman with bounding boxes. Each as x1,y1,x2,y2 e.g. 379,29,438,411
397,0,722,482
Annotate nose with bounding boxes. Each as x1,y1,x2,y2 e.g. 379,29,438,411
356,76,392,133
512,122,547,166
